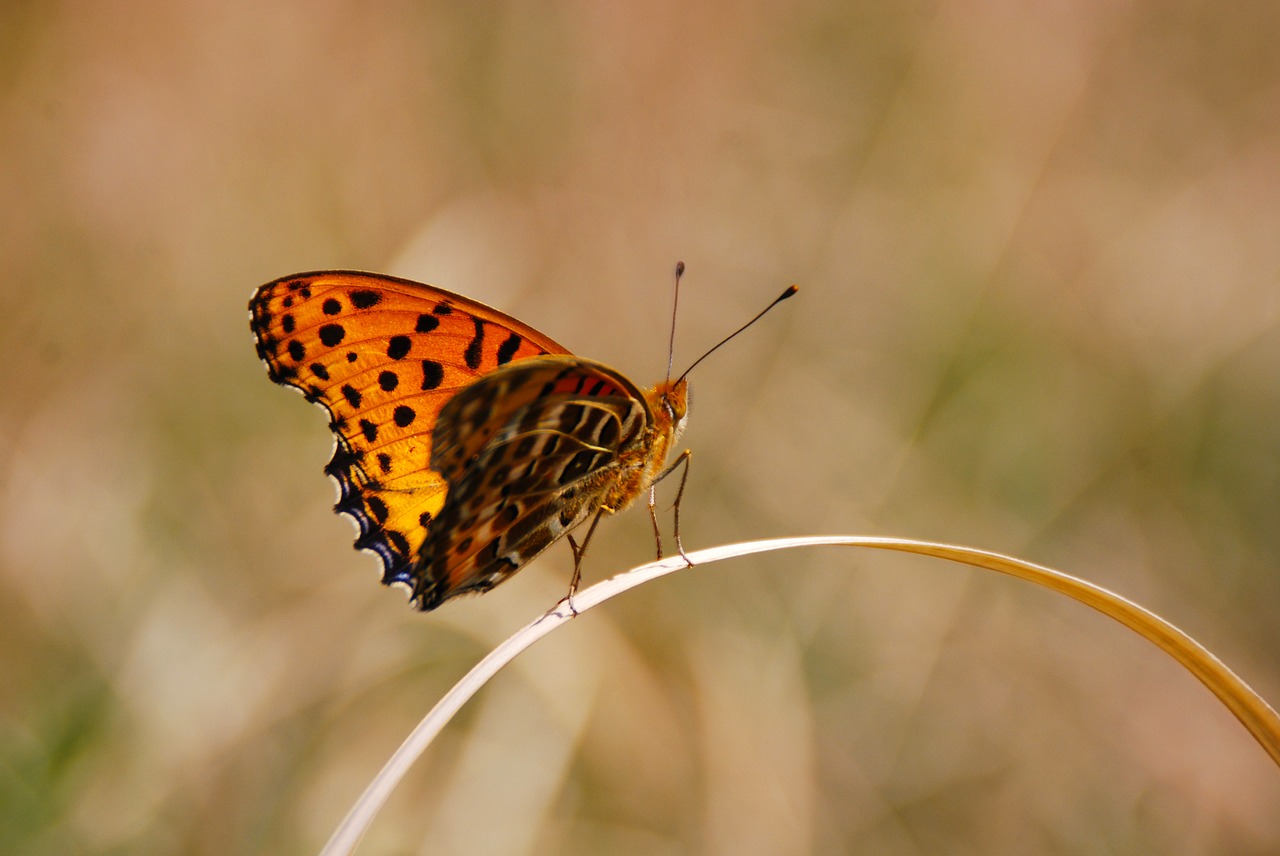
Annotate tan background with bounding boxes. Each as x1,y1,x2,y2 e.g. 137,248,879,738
3,1,1279,853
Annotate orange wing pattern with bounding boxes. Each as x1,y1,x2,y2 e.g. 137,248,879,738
249,271,570,590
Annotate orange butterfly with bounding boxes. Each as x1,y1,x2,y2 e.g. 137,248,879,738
250,270,794,611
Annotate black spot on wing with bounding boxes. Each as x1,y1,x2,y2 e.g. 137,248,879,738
422,360,444,390
319,324,345,346
496,332,522,365
366,496,389,524
464,318,484,370
388,335,411,360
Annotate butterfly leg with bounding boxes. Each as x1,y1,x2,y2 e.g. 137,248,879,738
668,450,694,568
649,449,694,567
559,510,606,616
647,485,665,560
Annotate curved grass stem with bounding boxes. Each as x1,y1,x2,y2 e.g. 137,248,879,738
321,536,1280,856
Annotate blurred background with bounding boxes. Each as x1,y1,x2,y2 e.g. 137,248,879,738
3,1,1279,853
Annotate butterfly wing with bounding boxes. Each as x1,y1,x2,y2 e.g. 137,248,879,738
249,271,571,586
410,357,655,610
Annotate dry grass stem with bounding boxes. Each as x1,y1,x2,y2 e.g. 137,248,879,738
322,536,1280,855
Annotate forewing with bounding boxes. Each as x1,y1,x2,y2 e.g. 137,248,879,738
249,271,570,586
410,357,653,609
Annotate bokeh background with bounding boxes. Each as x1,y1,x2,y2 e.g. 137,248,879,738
3,1,1279,853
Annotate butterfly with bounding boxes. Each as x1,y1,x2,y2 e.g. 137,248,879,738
249,270,695,611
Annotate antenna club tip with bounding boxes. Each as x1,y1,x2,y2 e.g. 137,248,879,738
783,284,799,297
675,261,685,277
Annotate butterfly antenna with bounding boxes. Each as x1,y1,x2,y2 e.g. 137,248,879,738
665,261,685,385
676,284,798,383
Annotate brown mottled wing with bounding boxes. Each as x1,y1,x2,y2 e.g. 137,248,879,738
249,271,570,589
410,357,654,610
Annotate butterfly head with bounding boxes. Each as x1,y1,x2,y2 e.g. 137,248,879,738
648,377,690,445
